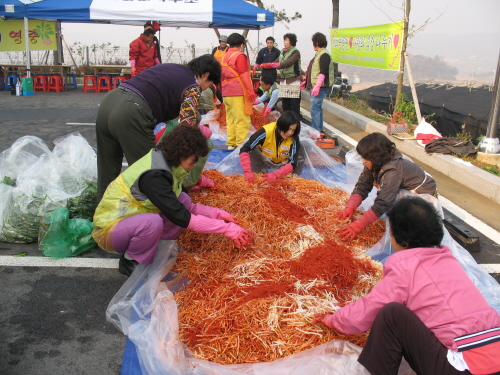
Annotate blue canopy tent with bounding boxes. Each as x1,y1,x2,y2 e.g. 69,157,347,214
0,0,274,29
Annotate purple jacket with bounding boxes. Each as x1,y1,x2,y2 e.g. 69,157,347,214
326,246,500,351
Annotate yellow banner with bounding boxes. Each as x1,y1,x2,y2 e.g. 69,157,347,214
330,22,403,71
0,20,57,51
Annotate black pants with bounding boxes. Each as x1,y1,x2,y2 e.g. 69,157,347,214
281,95,301,119
95,88,157,202
358,303,473,375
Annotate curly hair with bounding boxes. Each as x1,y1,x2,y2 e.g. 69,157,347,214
356,132,396,177
283,33,297,46
311,32,327,48
276,110,301,138
156,125,209,167
387,196,444,249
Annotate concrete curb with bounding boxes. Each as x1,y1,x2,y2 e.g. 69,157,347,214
302,91,500,205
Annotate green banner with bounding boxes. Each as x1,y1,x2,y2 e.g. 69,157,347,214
330,22,403,71
0,20,57,51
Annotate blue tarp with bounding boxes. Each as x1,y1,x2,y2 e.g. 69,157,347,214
0,0,274,29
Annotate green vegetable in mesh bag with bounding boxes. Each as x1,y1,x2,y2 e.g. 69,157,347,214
66,180,97,221
39,206,97,258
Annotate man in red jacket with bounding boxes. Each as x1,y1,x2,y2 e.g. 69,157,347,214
129,28,160,76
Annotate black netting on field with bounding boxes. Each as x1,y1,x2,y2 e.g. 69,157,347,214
356,83,498,140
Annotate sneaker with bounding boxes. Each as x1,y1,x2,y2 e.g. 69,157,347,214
227,146,236,150
118,254,139,277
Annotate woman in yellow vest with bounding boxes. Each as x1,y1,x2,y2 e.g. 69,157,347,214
221,33,257,150
303,32,333,133
92,125,251,276
239,111,302,183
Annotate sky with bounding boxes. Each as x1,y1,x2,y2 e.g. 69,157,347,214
59,0,500,70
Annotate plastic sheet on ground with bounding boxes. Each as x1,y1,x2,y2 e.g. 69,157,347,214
107,109,500,374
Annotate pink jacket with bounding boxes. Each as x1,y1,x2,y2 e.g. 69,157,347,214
326,246,500,351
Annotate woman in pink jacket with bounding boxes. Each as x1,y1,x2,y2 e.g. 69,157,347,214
315,196,500,375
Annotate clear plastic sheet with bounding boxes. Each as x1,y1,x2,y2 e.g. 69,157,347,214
108,240,417,375
106,109,499,374
0,133,98,243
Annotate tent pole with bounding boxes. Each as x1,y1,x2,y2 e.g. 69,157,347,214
478,50,500,154
24,17,31,78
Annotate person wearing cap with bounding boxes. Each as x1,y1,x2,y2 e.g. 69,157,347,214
144,22,162,63
221,33,256,150
129,28,160,76
211,35,229,64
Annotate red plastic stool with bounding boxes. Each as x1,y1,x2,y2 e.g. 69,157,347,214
97,75,111,93
48,74,65,92
112,76,125,89
83,75,97,93
34,74,49,92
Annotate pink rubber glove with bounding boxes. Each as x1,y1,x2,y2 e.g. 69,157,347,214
300,80,307,90
198,124,212,139
154,58,161,65
130,59,137,76
338,209,378,241
263,102,268,110
336,194,363,220
253,99,261,105
312,313,337,329
190,175,216,192
187,215,251,248
239,152,256,183
263,163,293,182
190,203,236,223
311,74,325,96
263,106,272,117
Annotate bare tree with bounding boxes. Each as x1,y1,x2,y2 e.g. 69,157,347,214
332,0,340,74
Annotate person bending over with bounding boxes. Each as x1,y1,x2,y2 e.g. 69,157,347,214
253,75,280,117
93,125,251,277
239,110,301,183
338,132,436,241
315,196,500,375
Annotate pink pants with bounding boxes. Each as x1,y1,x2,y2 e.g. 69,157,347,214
112,192,193,264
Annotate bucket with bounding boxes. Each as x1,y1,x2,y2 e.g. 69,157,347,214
22,77,35,96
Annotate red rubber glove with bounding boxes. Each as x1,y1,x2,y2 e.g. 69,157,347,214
239,152,256,183
263,106,272,117
252,64,259,76
338,209,378,241
198,124,212,139
253,98,261,105
154,58,161,65
263,163,293,182
311,74,325,96
336,194,363,220
261,62,280,69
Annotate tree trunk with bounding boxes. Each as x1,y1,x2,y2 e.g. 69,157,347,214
395,0,410,111
332,0,340,74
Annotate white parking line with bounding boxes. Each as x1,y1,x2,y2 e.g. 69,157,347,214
0,256,118,268
66,123,96,126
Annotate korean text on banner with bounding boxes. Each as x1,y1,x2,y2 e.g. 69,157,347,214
0,20,57,52
330,22,403,71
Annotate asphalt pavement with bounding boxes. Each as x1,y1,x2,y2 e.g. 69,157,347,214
0,88,498,375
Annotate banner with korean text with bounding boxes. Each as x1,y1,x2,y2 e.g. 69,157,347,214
0,20,57,51
330,22,403,71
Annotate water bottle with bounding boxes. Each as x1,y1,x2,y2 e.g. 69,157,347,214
15,80,22,96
